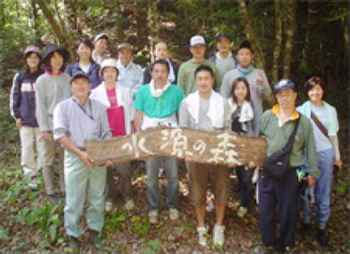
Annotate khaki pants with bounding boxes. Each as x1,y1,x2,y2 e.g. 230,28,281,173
19,126,46,178
41,134,65,195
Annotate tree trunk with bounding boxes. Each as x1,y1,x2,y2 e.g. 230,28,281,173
35,0,68,47
237,0,265,68
31,0,40,45
283,0,296,78
148,0,158,63
272,0,282,82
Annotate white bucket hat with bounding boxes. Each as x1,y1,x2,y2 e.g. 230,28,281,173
100,58,119,77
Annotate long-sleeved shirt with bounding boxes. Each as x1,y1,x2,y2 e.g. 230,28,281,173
65,61,102,89
116,60,143,98
260,105,319,177
35,72,71,132
53,97,111,148
177,59,221,96
221,68,272,134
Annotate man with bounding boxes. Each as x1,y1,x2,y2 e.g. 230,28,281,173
178,35,221,96
92,33,110,65
179,65,231,247
143,41,179,85
116,42,143,98
209,32,237,79
134,59,184,224
220,40,272,134
259,79,319,252
53,72,112,251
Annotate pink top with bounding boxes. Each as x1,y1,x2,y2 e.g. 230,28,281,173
106,88,126,137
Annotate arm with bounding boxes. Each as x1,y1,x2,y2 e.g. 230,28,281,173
304,119,320,180
330,135,342,168
177,64,186,94
134,110,144,132
212,64,222,93
35,77,51,133
10,73,21,127
220,72,232,99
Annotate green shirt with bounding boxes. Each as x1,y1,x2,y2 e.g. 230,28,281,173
260,107,319,178
134,84,184,118
177,59,221,96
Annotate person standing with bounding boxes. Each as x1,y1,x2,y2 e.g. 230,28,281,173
53,72,112,251
221,40,272,134
134,59,184,224
298,76,342,246
10,45,44,189
143,41,179,85
116,42,143,98
179,65,231,247
92,33,110,65
209,32,237,80
228,77,255,218
65,37,102,89
258,79,319,252
35,44,71,204
178,35,221,96
90,58,135,212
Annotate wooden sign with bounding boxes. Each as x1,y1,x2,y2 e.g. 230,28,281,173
85,126,267,167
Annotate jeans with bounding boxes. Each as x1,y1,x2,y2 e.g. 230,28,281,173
302,148,334,228
146,156,178,211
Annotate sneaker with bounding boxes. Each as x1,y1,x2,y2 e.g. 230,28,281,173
237,206,248,218
148,210,159,224
169,208,179,220
318,228,328,246
105,201,113,212
28,177,39,190
68,236,80,252
206,200,215,212
197,226,208,246
124,199,135,210
47,194,61,205
213,224,225,246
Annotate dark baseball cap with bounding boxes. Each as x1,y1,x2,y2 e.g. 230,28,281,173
70,71,90,84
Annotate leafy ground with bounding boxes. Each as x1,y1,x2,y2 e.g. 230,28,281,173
0,87,349,253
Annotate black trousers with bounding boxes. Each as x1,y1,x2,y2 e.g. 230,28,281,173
235,166,254,208
258,169,299,248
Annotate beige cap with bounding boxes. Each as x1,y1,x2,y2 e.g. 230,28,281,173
100,58,119,77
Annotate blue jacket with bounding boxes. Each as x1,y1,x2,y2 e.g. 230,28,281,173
65,61,102,89
10,70,44,127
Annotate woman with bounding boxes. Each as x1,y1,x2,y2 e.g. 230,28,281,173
35,44,71,204
10,45,44,189
298,76,342,246
228,77,255,218
90,58,135,212
66,37,102,89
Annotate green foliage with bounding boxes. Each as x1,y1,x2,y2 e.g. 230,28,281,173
131,215,150,237
143,240,162,254
336,182,348,196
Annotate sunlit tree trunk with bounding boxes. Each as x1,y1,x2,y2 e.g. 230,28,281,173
283,0,295,78
272,0,282,83
237,0,265,68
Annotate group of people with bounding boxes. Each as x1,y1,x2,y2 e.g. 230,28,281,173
9,31,342,252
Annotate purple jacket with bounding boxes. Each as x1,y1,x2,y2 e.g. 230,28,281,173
10,70,44,127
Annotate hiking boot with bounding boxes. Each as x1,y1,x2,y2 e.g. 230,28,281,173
47,194,61,205
88,229,109,252
124,199,135,210
318,228,328,246
169,208,179,220
197,226,208,246
148,210,159,224
213,224,225,246
105,200,113,212
237,206,248,218
68,236,80,252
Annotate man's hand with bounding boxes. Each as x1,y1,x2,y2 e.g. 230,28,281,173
105,160,115,167
41,131,52,142
15,118,22,129
245,161,256,170
184,156,193,163
307,175,316,187
334,159,342,169
79,151,95,166
256,71,264,86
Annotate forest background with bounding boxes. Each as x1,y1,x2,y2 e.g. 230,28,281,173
0,0,349,253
